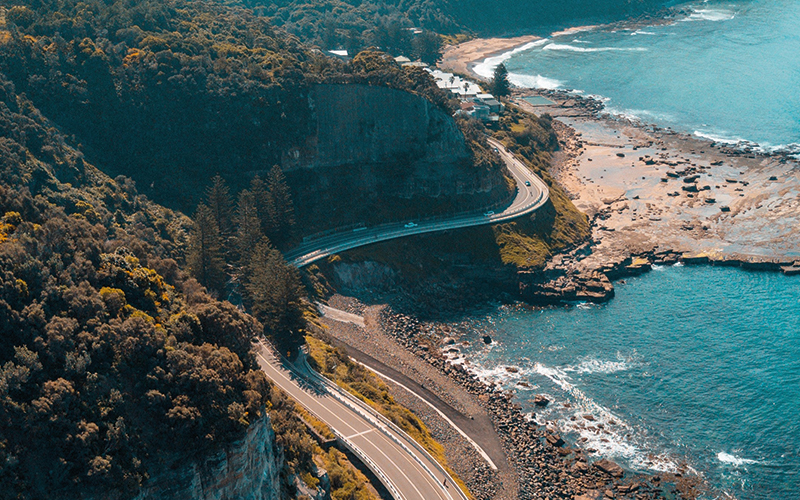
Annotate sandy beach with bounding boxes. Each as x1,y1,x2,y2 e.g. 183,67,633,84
439,35,540,77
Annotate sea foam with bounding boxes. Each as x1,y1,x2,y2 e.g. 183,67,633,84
717,452,760,466
543,43,648,53
508,72,563,90
683,8,736,23
472,38,549,80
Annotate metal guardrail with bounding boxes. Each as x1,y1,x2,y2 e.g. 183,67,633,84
288,189,517,261
297,351,469,500
259,342,407,500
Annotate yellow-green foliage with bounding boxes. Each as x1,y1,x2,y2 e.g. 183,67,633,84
487,103,590,268
306,336,472,499
321,448,379,500
99,287,126,316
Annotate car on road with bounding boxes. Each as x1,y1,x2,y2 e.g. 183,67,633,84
484,211,494,217
525,181,531,187
404,222,418,228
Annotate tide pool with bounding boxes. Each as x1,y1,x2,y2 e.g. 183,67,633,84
457,265,800,499
475,0,800,154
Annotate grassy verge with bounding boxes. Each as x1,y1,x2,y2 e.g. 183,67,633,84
488,103,590,268
305,336,473,499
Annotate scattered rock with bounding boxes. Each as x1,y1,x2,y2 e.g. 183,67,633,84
594,459,625,478
546,433,565,448
482,335,492,345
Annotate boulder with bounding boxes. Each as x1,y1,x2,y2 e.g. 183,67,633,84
593,459,624,478
533,395,550,407
545,433,565,447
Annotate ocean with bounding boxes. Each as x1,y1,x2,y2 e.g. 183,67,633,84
454,265,800,498
474,0,800,155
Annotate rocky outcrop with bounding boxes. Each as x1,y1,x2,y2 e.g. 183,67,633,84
133,416,283,500
284,84,510,230
519,269,615,304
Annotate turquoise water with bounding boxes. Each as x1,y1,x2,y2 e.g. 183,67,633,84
474,0,800,154
458,265,800,498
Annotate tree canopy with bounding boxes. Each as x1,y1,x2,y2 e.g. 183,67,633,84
491,63,511,97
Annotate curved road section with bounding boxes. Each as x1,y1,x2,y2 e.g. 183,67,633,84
285,138,550,267
254,342,467,500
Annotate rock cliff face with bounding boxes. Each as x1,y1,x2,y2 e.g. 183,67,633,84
133,416,283,500
284,84,509,230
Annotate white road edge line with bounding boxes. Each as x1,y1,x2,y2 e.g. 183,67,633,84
356,360,499,471
316,304,499,470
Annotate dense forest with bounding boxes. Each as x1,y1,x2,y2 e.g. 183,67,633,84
0,1,385,497
0,0,469,221
259,0,673,53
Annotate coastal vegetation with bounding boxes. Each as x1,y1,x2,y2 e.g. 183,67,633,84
261,0,673,52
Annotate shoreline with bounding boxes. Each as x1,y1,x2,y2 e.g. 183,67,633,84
337,18,800,498
441,28,800,292
316,298,702,499
440,35,541,78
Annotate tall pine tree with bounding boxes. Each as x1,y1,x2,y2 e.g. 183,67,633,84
205,175,234,236
266,165,296,246
234,189,266,267
245,238,304,354
249,175,276,240
187,204,227,292
491,63,511,97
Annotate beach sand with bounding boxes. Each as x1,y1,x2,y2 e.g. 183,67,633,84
439,35,540,77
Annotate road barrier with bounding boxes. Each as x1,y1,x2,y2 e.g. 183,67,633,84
296,350,469,500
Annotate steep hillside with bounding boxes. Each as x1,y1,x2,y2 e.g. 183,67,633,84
309,104,591,315
260,0,675,49
287,83,508,231
0,0,506,237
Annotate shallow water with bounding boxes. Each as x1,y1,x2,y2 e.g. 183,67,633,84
456,266,800,499
474,0,800,154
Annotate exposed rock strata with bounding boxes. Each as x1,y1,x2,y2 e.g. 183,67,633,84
132,416,283,500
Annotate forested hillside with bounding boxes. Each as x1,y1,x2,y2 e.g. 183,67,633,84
259,0,673,52
0,1,387,498
0,0,480,218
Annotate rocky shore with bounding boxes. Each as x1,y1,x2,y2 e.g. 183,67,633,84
317,297,703,499
511,87,800,303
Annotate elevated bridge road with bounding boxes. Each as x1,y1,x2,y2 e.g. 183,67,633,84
284,138,549,267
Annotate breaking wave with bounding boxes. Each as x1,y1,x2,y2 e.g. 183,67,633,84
543,43,648,53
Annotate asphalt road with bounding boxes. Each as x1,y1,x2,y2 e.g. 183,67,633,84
284,138,550,267
254,342,468,500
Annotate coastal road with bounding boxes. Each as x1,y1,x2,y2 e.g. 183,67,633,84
254,341,469,500
284,138,549,267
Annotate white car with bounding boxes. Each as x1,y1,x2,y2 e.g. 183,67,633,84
484,211,495,217
404,222,418,228
525,181,531,187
